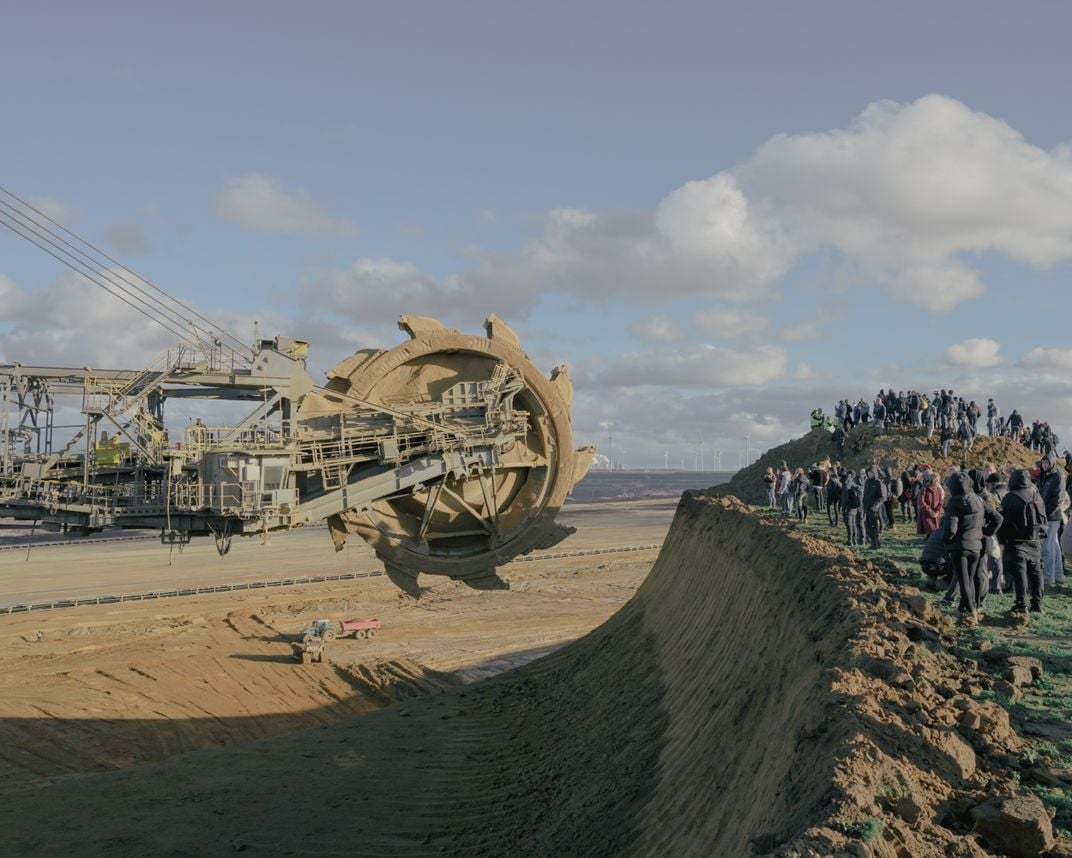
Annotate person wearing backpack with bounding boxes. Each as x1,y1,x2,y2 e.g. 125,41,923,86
998,469,1048,614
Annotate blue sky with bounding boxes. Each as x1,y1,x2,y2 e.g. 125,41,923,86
3,2,1072,467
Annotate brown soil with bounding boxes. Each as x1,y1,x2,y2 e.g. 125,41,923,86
4,494,1065,856
719,426,1043,505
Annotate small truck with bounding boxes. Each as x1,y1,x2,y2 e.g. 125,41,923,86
298,617,381,644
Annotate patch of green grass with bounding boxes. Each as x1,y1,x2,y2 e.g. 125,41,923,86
1030,785,1072,832
841,817,884,842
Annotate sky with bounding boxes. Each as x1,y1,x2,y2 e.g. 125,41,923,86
3,2,1072,468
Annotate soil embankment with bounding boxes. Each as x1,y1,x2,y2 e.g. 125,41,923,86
721,426,1041,506
2,495,1061,855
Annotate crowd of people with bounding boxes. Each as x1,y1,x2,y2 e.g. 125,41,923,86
810,389,1061,459
763,444,1072,626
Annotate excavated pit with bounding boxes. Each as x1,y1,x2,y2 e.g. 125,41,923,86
1,494,1060,855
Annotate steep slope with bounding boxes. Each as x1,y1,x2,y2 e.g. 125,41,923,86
719,426,1043,505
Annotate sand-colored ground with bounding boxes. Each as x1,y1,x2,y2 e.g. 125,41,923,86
0,499,673,786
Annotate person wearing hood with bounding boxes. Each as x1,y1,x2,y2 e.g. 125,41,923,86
943,471,1002,625
1035,453,1068,586
842,471,864,546
917,469,944,536
998,469,1048,614
862,467,889,549
919,528,952,590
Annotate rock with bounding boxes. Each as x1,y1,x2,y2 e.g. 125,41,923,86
894,794,926,826
993,680,1023,703
1005,664,1035,688
969,794,1055,857
981,645,1015,664
901,594,931,620
955,698,1019,746
1005,655,1044,682
931,727,977,780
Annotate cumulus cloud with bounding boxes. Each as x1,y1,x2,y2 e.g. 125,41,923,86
313,256,520,325
779,321,824,342
0,271,175,367
693,308,768,338
1018,347,1072,371
452,175,792,310
217,174,357,235
792,362,816,380
745,94,1072,311
943,338,1002,368
593,344,787,389
630,315,686,343
312,95,1072,328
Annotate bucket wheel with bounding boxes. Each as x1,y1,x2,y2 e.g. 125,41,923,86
301,315,593,593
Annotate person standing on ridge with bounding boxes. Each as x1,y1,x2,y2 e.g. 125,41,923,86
917,469,944,537
863,467,889,549
998,468,1048,615
943,471,996,626
842,471,864,546
1035,453,1068,586
762,467,776,509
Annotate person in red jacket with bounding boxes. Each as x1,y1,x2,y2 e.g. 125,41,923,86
917,468,944,536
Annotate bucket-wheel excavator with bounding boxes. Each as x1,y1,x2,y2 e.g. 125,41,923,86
0,188,594,593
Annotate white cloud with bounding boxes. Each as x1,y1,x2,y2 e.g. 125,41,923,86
943,337,1002,368
779,321,824,342
593,343,786,389
314,256,517,325
888,262,984,313
0,271,175,367
792,362,816,380
311,95,1072,325
693,308,768,338
217,174,357,235
1018,347,1072,371
630,315,686,343
744,94,1072,311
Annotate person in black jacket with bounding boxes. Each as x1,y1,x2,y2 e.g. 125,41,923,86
842,472,863,546
826,471,842,527
999,469,1049,614
943,471,1002,625
862,468,889,549
919,528,952,589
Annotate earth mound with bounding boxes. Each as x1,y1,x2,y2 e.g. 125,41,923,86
718,426,1043,505
2,496,1062,855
